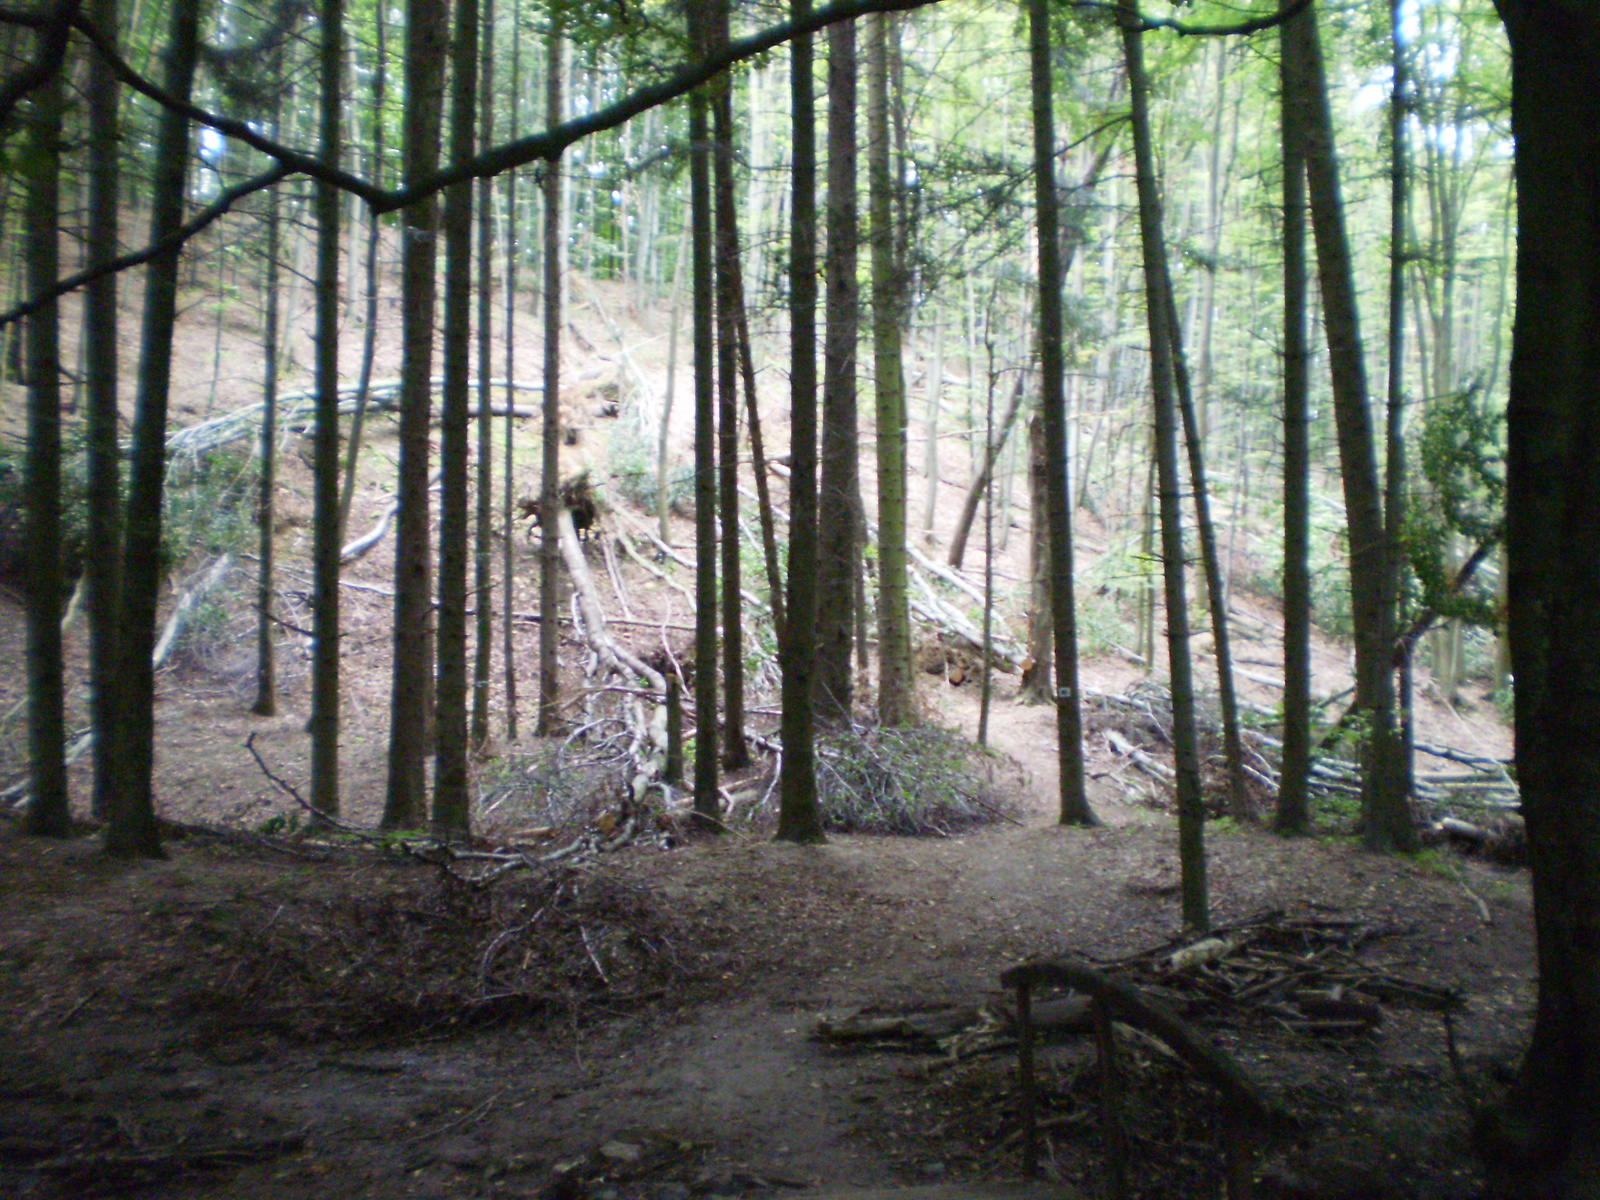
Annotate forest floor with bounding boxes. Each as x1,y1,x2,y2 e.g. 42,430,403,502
0,271,1529,1199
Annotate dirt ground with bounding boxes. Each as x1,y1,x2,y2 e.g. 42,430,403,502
0,268,1532,1199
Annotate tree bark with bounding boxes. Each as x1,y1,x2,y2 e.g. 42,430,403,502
435,0,480,832
777,0,825,843
1276,12,1312,836
1284,0,1416,853
868,11,914,728
1121,0,1205,925
688,2,720,822
83,0,122,822
474,0,497,751
253,106,282,721
815,13,859,725
106,0,201,859
711,0,748,771
537,22,564,738
1034,0,1095,826
23,42,67,839
1477,1,1600,1191
310,0,344,822
382,0,447,829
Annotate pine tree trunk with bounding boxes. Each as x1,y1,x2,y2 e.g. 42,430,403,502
1032,0,1095,825
310,0,344,822
537,23,564,738
1284,1,1416,852
83,0,122,822
383,0,447,829
473,0,497,751
868,11,914,728
815,14,859,726
23,48,68,839
252,118,281,720
1121,0,1206,927
1276,11,1312,836
776,0,824,843
688,4,720,821
1476,1,1600,1190
435,0,480,833
107,0,201,860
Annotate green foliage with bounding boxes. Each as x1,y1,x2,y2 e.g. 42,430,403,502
1407,387,1504,628
162,448,260,568
815,724,1015,836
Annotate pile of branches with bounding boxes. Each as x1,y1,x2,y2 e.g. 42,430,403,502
170,861,699,1040
1100,910,1462,1039
814,723,1019,836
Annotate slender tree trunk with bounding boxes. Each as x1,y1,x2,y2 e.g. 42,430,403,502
948,365,1026,572
1276,13,1312,836
383,0,447,829
83,0,122,822
777,0,824,843
252,121,282,720
868,11,914,728
1121,0,1205,927
688,3,720,821
537,22,564,738
108,0,201,859
1476,2,1600,1191
1032,0,1095,825
659,227,686,544
1285,0,1415,852
1385,0,1414,805
310,0,344,822
711,0,747,771
435,0,480,832
502,0,522,743
815,14,859,725
23,48,68,838
1022,413,1052,703
473,0,497,751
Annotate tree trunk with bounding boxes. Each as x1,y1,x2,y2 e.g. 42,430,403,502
537,22,564,738
1276,14,1312,836
383,0,447,829
947,365,1026,572
688,3,720,822
435,0,480,833
474,0,497,751
502,0,522,743
868,11,914,728
815,13,859,725
1284,0,1416,853
1476,1,1600,1190
1022,414,1053,704
83,0,123,822
23,46,67,838
310,0,344,822
107,0,201,860
252,109,282,720
711,0,747,771
1121,0,1206,927
1033,0,1095,826
777,0,824,843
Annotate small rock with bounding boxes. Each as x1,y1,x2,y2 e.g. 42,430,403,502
598,1140,642,1164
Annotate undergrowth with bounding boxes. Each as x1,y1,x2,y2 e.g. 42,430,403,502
814,723,1016,836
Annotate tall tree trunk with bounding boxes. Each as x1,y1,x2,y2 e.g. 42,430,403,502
1022,414,1052,704
502,0,522,743
1276,13,1312,836
1285,0,1414,853
1477,2,1600,1191
688,2,720,821
83,0,122,822
1121,0,1206,927
537,21,564,737
473,0,497,752
711,0,747,771
436,0,480,832
1385,0,1414,805
23,44,67,838
777,0,824,843
252,118,282,720
107,0,201,860
868,11,913,728
1032,0,1095,826
310,0,344,822
383,0,447,829
815,14,859,725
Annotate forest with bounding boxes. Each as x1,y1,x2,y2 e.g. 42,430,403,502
3,0,1600,1196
